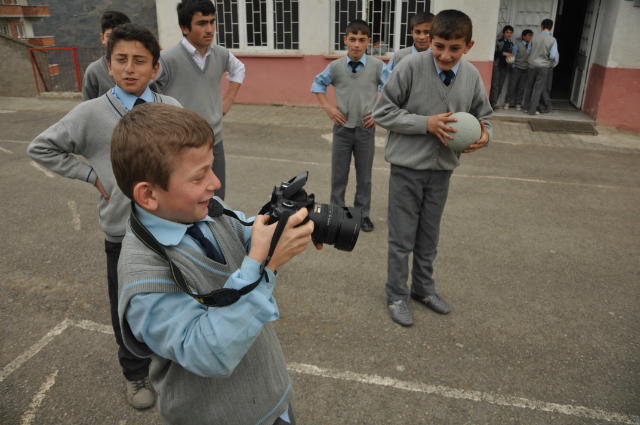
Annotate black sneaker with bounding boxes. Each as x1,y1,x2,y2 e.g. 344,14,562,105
361,217,374,232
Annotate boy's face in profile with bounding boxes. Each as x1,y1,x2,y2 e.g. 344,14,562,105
522,33,533,43
411,22,431,51
504,29,513,40
343,31,370,62
108,40,159,97
100,28,113,47
427,34,474,71
153,145,220,224
181,12,215,51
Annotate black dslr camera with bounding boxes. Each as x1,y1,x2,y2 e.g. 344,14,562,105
267,172,361,251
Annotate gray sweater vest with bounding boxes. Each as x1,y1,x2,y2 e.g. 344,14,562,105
373,50,493,171
82,56,159,101
118,211,292,425
27,90,181,242
330,55,383,128
392,46,414,66
528,33,556,68
514,39,530,70
158,43,229,144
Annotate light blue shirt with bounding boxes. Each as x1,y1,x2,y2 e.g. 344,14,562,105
510,41,531,68
111,85,153,111
311,53,391,93
433,57,461,84
123,204,291,422
541,31,558,61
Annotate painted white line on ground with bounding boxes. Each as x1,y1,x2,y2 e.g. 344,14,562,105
288,363,640,425
30,161,55,178
0,320,71,383
20,369,58,425
0,139,29,144
0,146,13,154
67,200,81,231
227,154,636,191
74,319,113,335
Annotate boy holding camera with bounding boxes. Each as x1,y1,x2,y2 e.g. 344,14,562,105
311,19,390,233
28,24,182,409
373,9,493,326
112,103,319,424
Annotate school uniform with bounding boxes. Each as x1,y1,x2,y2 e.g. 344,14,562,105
505,38,531,106
373,50,493,301
118,202,294,425
524,31,557,114
311,54,390,219
490,36,514,104
154,38,246,200
28,86,181,383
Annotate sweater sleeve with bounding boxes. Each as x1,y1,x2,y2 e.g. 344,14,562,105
27,116,96,185
81,66,99,101
469,73,494,146
372,62,429,135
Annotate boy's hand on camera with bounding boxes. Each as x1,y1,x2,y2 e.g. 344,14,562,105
363,113,376,129
248,209,314,272
95,178,110,202
324,105,347,126
463,121,489,153
427,112,457,145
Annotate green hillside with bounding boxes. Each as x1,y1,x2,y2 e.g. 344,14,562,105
31,0,158,47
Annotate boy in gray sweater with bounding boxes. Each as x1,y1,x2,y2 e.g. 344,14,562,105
112,103,317,425
28,24,181,409
311,19,390,232
373,9,493,327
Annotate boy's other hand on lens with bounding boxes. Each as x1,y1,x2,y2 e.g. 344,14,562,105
427,111,457,145
363,113,376,129
463,121,489,153
324,105,347,126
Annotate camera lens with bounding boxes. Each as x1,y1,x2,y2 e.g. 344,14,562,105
307,203,361,251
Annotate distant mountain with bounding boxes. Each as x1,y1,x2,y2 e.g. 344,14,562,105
31,0,158,47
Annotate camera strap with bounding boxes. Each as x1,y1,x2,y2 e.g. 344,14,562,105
128,200,290,308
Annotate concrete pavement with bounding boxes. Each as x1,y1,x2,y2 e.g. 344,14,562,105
1,98,639,424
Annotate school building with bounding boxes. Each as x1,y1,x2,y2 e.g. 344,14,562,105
155,0,640,132
0,0,54,46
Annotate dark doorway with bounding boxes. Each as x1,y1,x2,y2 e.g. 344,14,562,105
549,0,588,107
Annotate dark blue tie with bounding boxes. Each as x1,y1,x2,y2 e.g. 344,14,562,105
186,224,225,264
442,70,455,86
133,98,146,107
349,61,362,73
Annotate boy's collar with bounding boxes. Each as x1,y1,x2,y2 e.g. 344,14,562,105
181,37,212,57
347,53,367,65
133,203,214,247
112,85,153,111
433,56,461,77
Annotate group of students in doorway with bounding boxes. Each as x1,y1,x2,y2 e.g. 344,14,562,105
28,3,496,425
490,19,559,115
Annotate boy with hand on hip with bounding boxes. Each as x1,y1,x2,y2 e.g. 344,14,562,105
154,0,245,201
311,19,390,233
504,29,533,111
113,103,319,425
523,19,557,115
28,24,182,409
373,9,493,327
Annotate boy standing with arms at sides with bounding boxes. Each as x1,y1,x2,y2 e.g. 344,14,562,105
28,24,182,409
373,9,493,326
504,29,532,111
154,0,245,201
524,19,557,115
112,103,317,424
489,25,514,109
311,19,390,233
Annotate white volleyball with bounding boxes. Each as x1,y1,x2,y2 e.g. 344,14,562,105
445,112,482,152
506,55,515,65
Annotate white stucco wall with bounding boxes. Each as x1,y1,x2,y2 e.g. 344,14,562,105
432,0,499,62
156,0,182,50
606,0,640,69
590,0,620,68
299,0,331,55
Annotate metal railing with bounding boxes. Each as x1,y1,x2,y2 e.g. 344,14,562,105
29,47,105,93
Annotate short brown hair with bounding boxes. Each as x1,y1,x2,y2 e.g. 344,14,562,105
111,103,214,200
430,9,473,44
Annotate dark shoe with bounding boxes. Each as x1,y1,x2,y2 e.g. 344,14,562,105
388,299,414,326
410,291,452,314
361,217,374,232
539,108,550,114
125,377,155,410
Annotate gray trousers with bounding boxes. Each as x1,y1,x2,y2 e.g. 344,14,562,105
524,67,550,115
386,165,453,301
489,63,508,104
505,66,528,105
541,68,554,110
330,124,375,218
212,140,226,201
